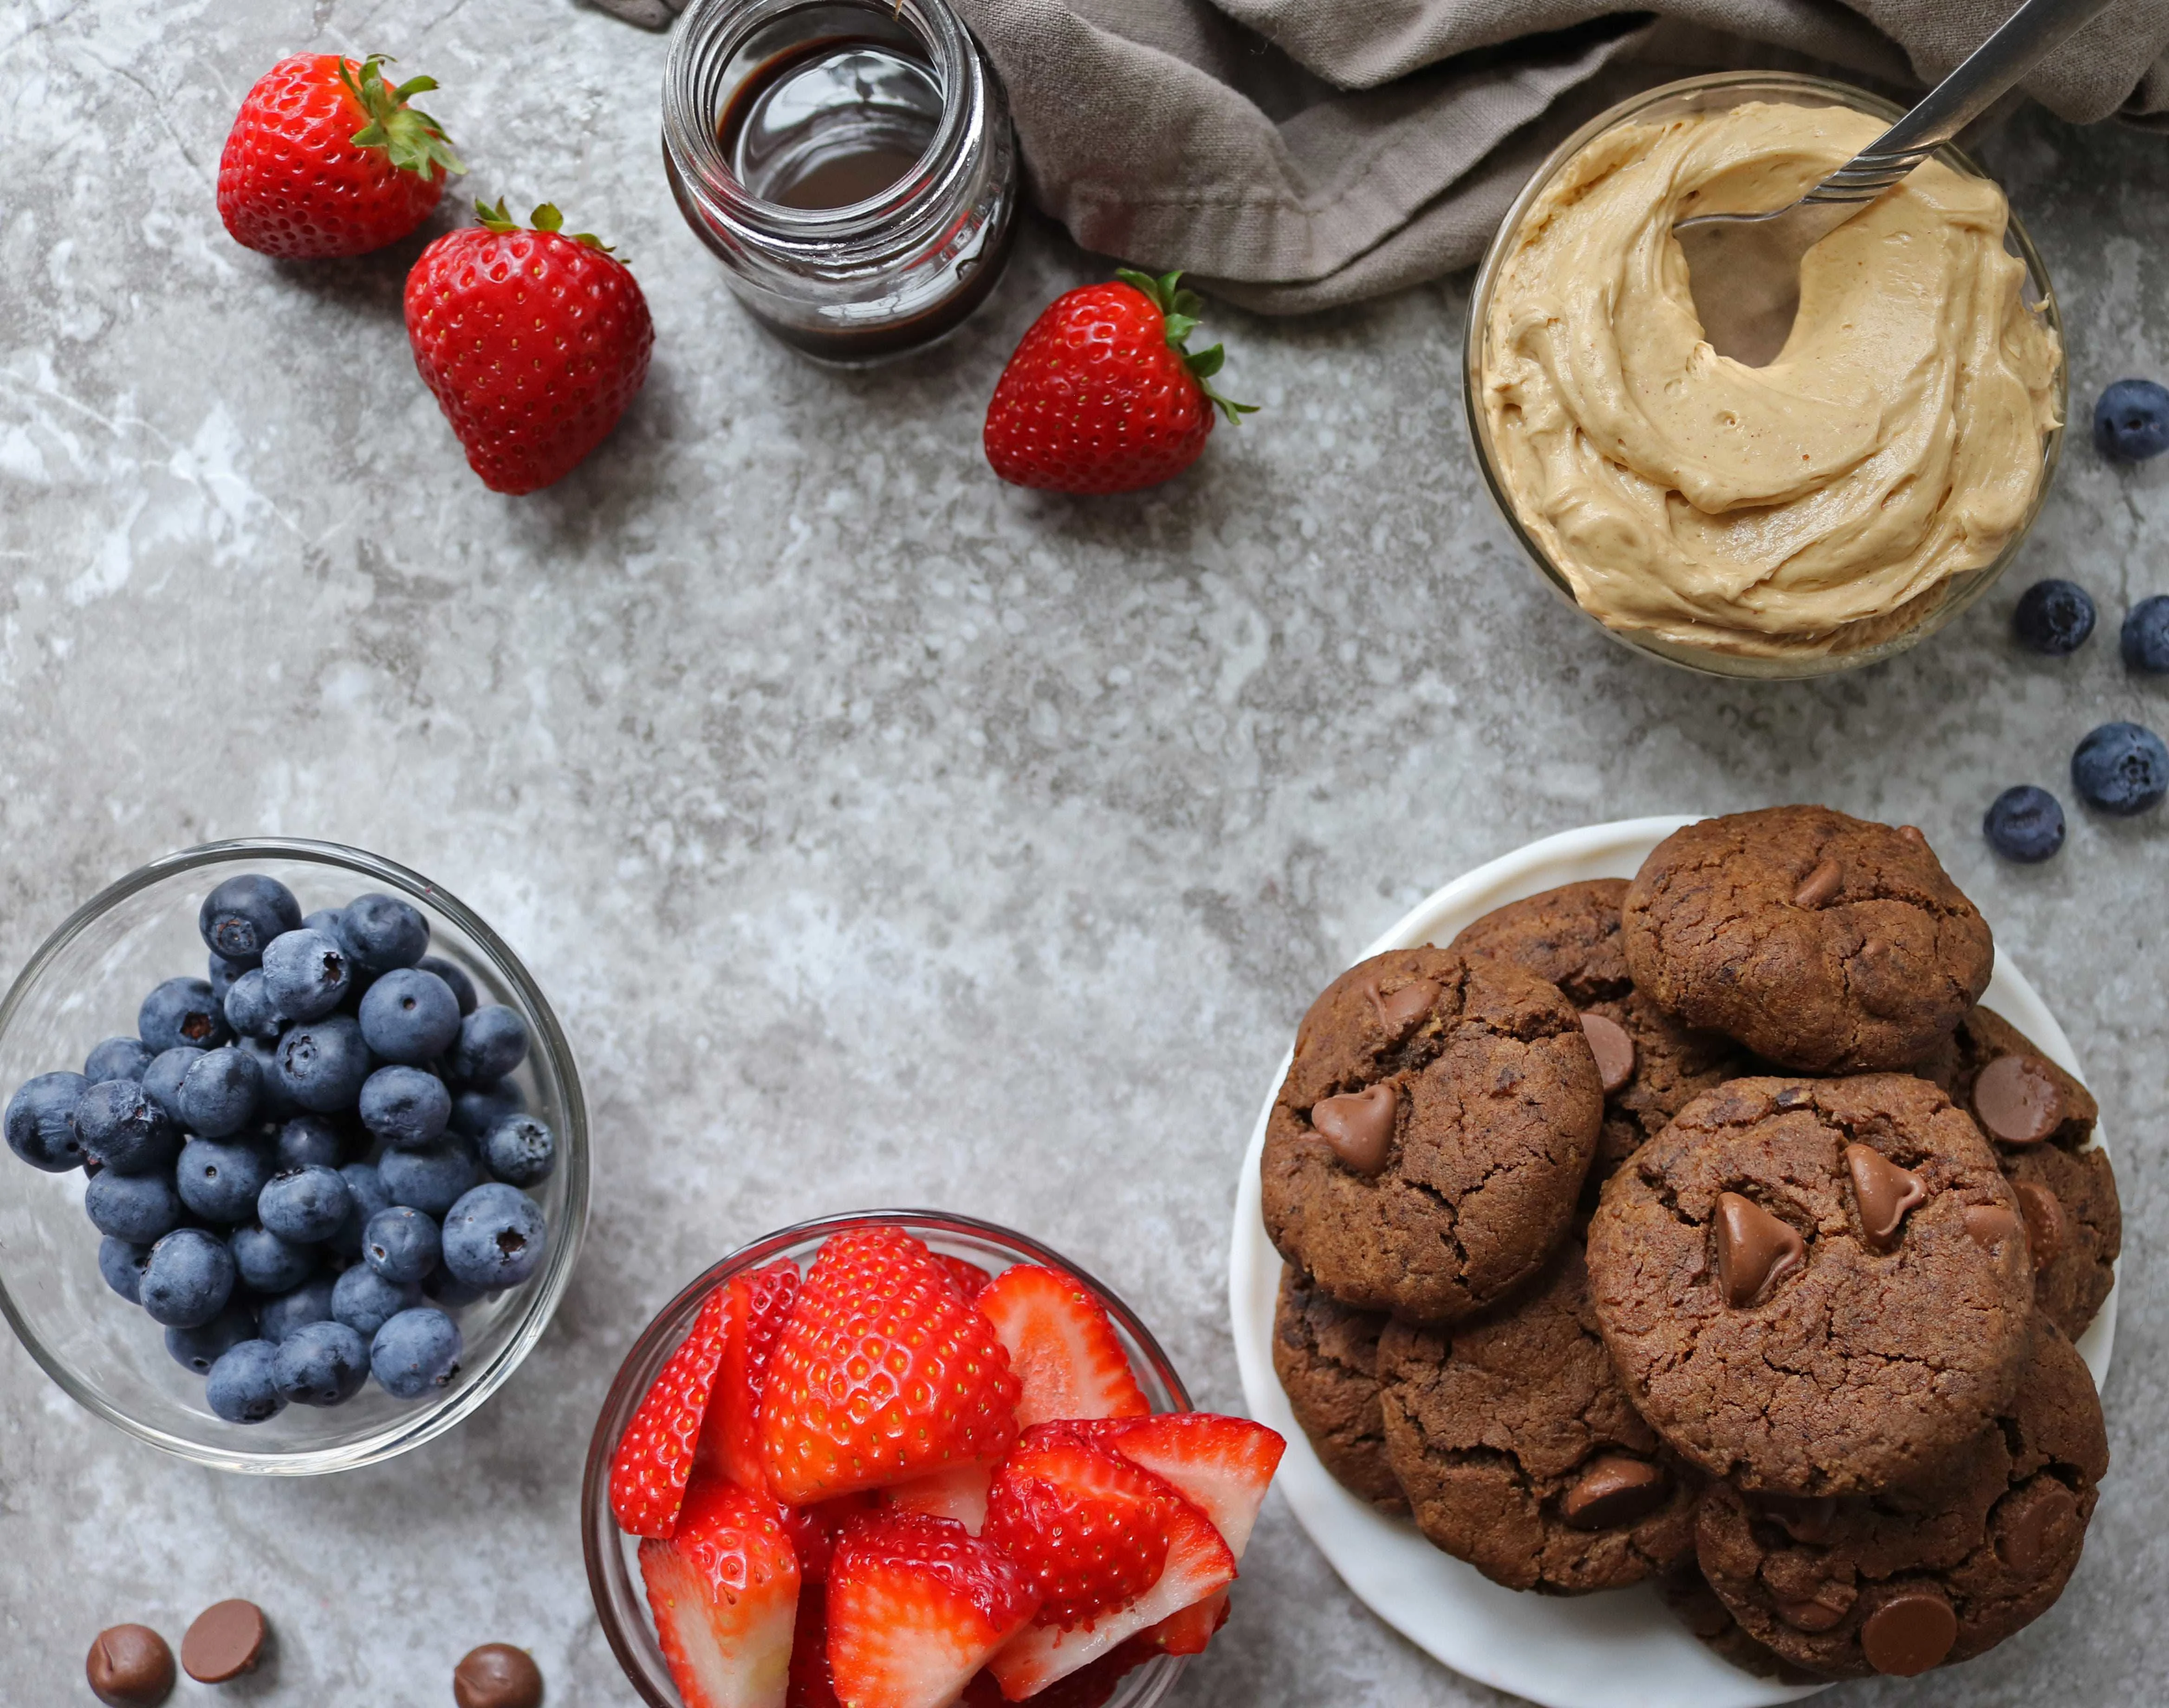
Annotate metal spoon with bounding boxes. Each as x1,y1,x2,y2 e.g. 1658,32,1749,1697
1678,0,2117,368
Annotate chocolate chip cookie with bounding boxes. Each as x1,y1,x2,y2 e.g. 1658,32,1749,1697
1586,1074,2034,1495
1261,947,1604,1324
1917,1005,2120,1340
1377,1242,1697,1594
1622,808,1994,1072
1695,1321,2107,1679
1271,1266,1406,1514
1449,880,1748,1181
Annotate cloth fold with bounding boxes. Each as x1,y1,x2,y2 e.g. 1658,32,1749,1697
597,0,2169,311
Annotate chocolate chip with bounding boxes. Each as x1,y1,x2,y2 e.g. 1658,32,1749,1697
1897,824,1928,846
454,1643,545,1708
1964,1203,2023,1251
1972,1054,2065,1146
2016,1181,2065,1267
1754,1492,1840,1545
1310,1084,1397,1176
1578,1012,1636,1095
1714,1191,1805,1308
181,1600,266,1684
1845,1143,1927,1251
1367,977,1439,1039
1792,857,1843,908
86,1625,175,1708
1859,1588,1957,1676
1998,1481,2078,1575
1558,1453,1669,1529
1773,1585,1853,1632
1773,1084,1813,1111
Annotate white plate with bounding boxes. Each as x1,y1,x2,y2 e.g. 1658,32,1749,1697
1228,817,2117,1708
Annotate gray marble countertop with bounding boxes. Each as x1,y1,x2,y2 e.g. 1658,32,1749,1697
2,2,2164,1703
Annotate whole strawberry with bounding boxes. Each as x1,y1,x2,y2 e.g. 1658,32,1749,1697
984,269,1255,495
218,54,463,259
405,200,655,495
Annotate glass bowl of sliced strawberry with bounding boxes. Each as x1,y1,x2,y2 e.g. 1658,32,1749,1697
583,1210,1285,1708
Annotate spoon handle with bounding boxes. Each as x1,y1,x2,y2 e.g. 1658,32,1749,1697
1807,0,2120,205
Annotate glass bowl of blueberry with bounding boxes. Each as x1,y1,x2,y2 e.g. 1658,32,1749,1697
0,840,589,1474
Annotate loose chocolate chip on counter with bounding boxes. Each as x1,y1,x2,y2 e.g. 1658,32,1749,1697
1845,1144,1927,1250
2016,1181,2066,1267
1859,1588,1958,1676
1714,1192,1805,1308
1964,1203,2024,1251
1972,1055,2065,1145
180,1599,266,1684
1310,1085,1396,1177
1578,1012,1637,1095
1557,1453,1669,1530
1367,977,1439,1039
1792,858,1843,908
86,1625,175,1708
454,1643,545,1708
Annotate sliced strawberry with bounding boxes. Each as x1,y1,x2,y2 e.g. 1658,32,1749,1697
638,1474,800,1708
961,1637,1156,1708
935,1253,994,1303
883,1462,994,1535
983,1425,1177,1630
826,1511,1039,1708
984,1484,1234,1700
778,1492,879,1588
1139,1588,1229,1656
698,1258,802,1496
975,1265,1149,1429
787,1583,840,1708
762,1228,1020,1504
1087,1413,1285,1561
612,1286,731,1539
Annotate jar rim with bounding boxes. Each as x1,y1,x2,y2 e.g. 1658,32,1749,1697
662,0,984,253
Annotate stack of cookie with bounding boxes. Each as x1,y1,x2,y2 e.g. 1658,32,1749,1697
1264,805,2118,1683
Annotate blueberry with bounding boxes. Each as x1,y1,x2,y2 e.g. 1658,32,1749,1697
230,1222,318,1294
378,1140,480,1219
450,1080,526,1140
206,1339,287,1424
207,951,250,1007
175,1136,272,1225
73,1080,180,1175
2093,378,2169,462
98,1236,152,1304
2011,579,2095,655
177,1047,262,1139
359,1065,452,1150
422,1265,487,1309
2072,720,2169,815
338,893,430,972
198,873,303,964
139,1228,237,1328
141,1048,203,1124
165,1300,257,1375
236,1036,297,1121
273,1318,370,1406
275,1014,371,1114
84,1168,183,1243
332,1264,421,1339
2122,594,2169,673
1983,785,2067,862
370,1307,462,1400
357,967,463,1065
257,1275,337,1344
5,1071,89,1171
480,1114,557,1187
331,1161,392,1259
257,1163,352,1244
449,1007,528,1084
222,968,284,1042
418,955,479,1016
83,1037,154,1084
260,929,353,1024
139,976,231,1053
270,1114,341,1171
441,1183,548,1291
363,1204,442,1284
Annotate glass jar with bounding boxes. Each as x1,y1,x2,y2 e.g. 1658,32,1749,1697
662,0,1020,363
